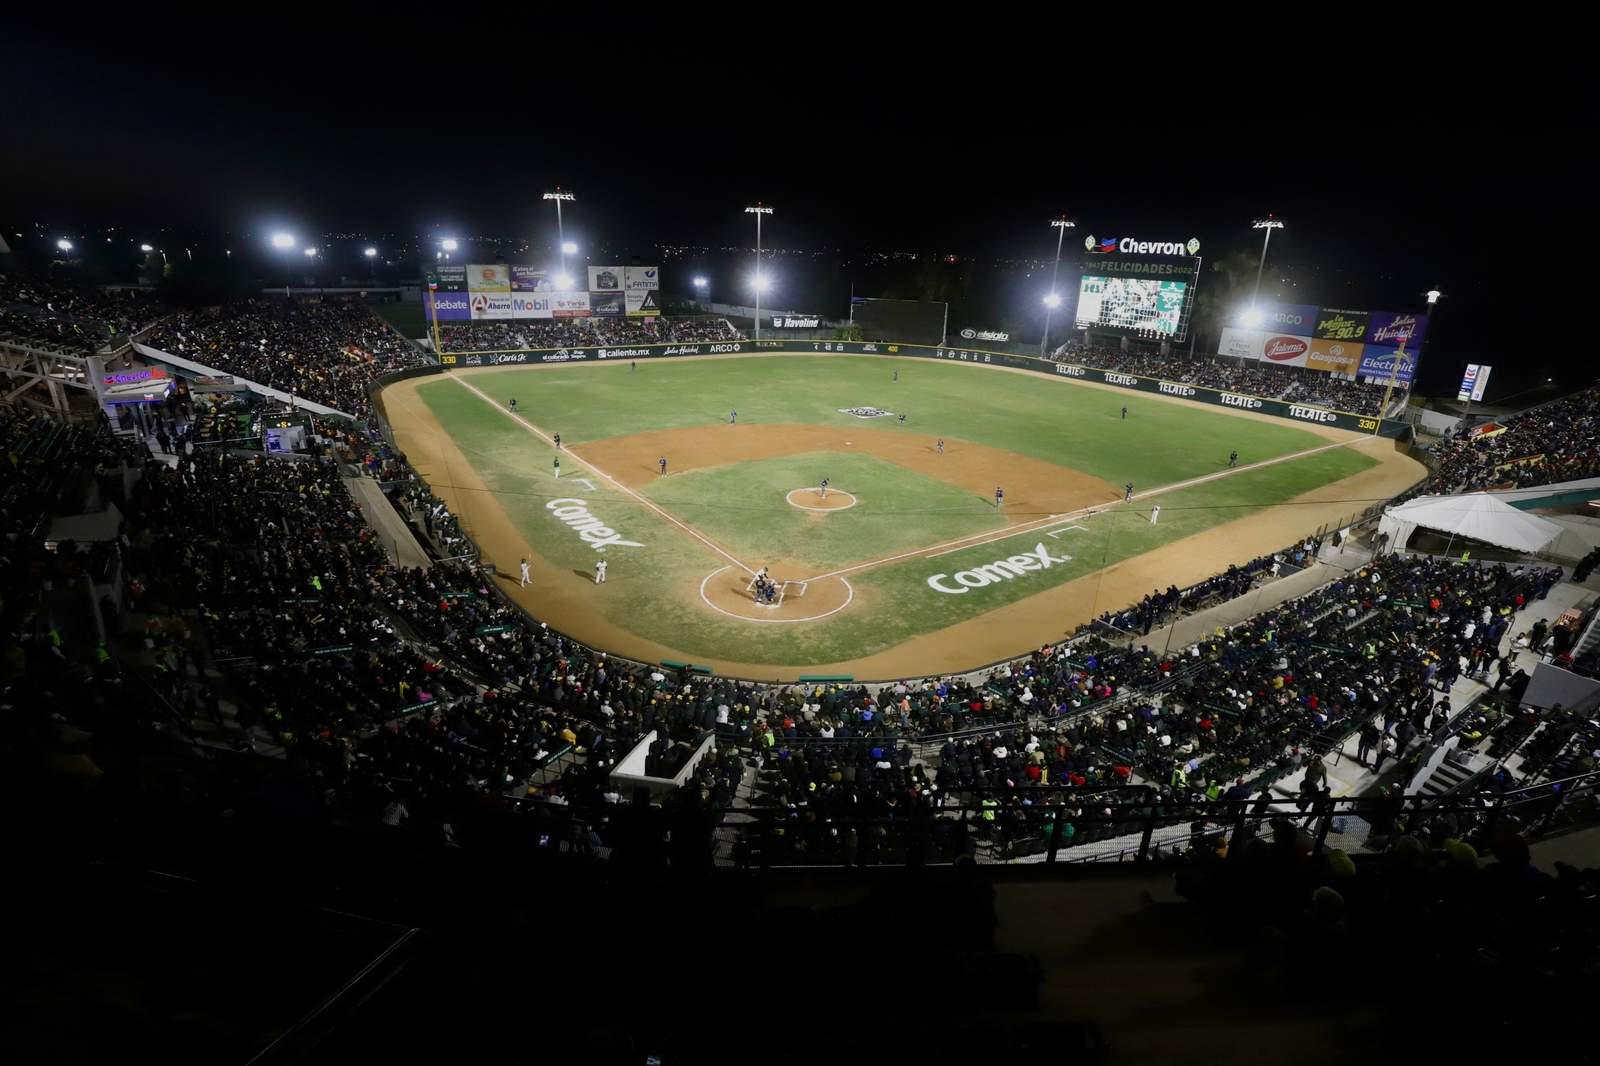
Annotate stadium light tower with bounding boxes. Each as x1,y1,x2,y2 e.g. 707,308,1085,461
56,238,74,253
1248,215,1284,317
693,275,709,307
270,232,295,249
745,203,773,339
1041,216,1077,356
544,188,576,276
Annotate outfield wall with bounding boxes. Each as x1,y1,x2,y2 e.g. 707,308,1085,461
434,339,1410,439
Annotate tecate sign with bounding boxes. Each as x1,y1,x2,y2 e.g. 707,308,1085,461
772,316,820,329
545,497,643,551
927,542,1071,595
1288,405,1338,423
1085,234,1201,256
1053,363,1087,377
1158,382,1196,397
1104,373,1139,386
1221,393,1264,409
960,328,1010,342
1262,336,1309,362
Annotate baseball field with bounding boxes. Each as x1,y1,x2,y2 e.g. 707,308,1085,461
382,353,1426,679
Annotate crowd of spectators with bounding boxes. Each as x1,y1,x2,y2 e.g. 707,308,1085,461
1051,340,1391,415
436,317,739,353
144,298,426,416
1413,383,1600,496
1,272,163,353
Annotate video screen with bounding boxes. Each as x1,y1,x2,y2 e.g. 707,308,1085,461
1075,276,1188,337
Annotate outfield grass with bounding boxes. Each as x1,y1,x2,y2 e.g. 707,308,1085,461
414,361,1378,666
471,356,1338,487
641,451,1004,571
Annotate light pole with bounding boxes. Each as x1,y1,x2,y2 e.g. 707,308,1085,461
745,203,772,339
544,188,576,277
1417,287,1442,387
365,246,378,276
1041,216,1076,356
270,233,296,290
1249,216,1284,315
693,275,709,309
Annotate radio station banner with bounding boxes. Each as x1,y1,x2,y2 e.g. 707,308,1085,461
625,289,661,317
1458,363,1492,402
624,265,660,291
1314,308,1369,341
512,293,552,320
435,339,1407,438
469,292,513,320
1357,346,1417,385
552,292,592,318
1306,338,1364,375
590,291,626,318
1218,327,1311,367
511,266,549,292
427,290,472,322
467,264,510,294
1365,310,1428,349
588,266,623,293
432,264,468,292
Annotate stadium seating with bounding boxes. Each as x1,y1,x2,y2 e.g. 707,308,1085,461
435,317,740,352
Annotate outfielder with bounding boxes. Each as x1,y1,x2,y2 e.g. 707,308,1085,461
1228,450,1239,468
553,432,562,449
730,409,737,425
1150,505,1161,525
553,455,561,478
594,559,608,584
1121,406,1128,420
509,398,518,412
519,558,531,587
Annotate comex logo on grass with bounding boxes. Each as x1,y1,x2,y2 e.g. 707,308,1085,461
545,498,644,551
926,542,1071,595
839,406,894,419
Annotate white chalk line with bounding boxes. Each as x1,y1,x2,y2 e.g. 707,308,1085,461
451,376,755,576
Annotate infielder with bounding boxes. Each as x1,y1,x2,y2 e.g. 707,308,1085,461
658,456,668,476
509,398,518,412
519,558,531,587
730,409,737,424
594,559,608,584
553,432,562,449
553,455,561,478
897,413,907,426
995,485,1004,509
1124,482,1134,502
936,438,944,455
819,477,830,500
1150,505,1160,525
1228,450,1239,468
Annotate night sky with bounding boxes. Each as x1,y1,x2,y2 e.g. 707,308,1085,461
3,14,1595,393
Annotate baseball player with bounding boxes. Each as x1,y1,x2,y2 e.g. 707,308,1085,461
819,477,830,501
936,438,944,455
631,360,636,372
1125,482,1134,502
893,369,898,382
1228,450,1239,468
897,413,907,426
658,456,667,476
553,432,562,449
994,485,1004,510
1121,406,1128,420
730,409,737,425
519,558,531,587
1150,505,1161,525
594,559,607,584
509,398,518,411
553,454,560,478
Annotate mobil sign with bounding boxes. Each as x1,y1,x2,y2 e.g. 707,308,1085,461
429,291,471,321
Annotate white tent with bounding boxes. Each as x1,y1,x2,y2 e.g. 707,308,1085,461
1379,492,1563,555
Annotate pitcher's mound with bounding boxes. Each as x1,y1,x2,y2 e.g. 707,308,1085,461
785,487,857,512
698,567,854,623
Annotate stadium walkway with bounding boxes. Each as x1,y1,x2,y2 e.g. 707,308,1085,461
344,475,431,569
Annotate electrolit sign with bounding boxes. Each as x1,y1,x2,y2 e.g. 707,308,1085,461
1084,235,1200,256
1457,364,1492,402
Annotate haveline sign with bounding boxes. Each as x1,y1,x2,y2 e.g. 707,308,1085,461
770,315,821,329
434,339,1407,438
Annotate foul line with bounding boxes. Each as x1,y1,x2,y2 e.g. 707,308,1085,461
802,435,1369,582
450,376,756,576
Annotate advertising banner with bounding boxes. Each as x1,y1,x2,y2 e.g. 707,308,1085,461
469,292,513,320
1306,338,1365,375
433,264,468,292
1458,363,1492,402
427,291,472,322
1314,308,1369,341
1217,328,1310,366
512,293,552,320
1251,303,1320,336
1358,346,1417,385
1365,310,1428,349
588,266,623,293
552,292,592,318
590,292,625,318
511,266,549,292
625,289,662,317
467,264,510,293
624,265,660,291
